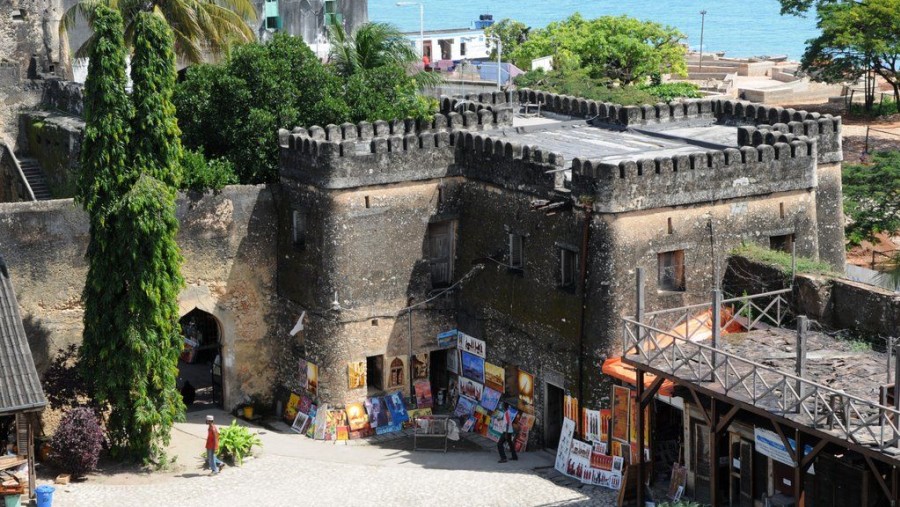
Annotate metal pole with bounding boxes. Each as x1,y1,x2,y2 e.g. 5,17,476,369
497,39,502,91
636,369,645,507
408,309,414,400
699,10,707,73
796,316,808,413
636,268,646,344
712,289,721,382
419,3,424,58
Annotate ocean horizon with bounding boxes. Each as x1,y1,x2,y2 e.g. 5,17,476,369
370,0,820,62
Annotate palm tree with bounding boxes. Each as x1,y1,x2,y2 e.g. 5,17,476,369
328,21,442,88
60,0,257,65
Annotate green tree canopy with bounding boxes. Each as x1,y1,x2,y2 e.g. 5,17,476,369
843,151,900,245
508,14,687,85
484,19,530,60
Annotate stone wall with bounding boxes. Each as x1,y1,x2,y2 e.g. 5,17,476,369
0,142,32,201
0,185,286,409
18,111,83,197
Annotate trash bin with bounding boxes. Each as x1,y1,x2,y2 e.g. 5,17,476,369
34,485,54,507
4,495,22,507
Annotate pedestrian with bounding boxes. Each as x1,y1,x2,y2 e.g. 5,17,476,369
206,415,225,475
497,404,518,463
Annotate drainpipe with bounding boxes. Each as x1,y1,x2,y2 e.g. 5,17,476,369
577,197,594,406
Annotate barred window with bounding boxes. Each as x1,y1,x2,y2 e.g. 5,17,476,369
509,233,524,270
292,210,307,248
559,247,578,288
658,250,685,292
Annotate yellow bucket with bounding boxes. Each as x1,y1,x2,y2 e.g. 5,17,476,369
242,406,254,419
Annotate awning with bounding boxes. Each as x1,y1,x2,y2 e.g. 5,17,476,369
602,357,675,397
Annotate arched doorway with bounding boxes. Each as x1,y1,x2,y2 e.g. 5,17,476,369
177,308,223,410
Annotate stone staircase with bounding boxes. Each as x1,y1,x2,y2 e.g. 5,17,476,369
16,157,52,200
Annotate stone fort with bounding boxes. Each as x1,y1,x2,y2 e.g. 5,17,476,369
0,88,844,447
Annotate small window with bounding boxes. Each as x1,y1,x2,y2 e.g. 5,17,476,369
559,247,578,288
770,234,794,253
366,355,384,393
509,233,524,270
658,250,685,292
460,42,467,57
427,221,455,287
292,210,307,247
11,9,25,21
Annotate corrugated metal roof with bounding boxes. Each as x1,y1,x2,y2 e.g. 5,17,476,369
0,254,47,415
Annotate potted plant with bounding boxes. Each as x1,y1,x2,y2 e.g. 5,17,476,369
217,420,262,466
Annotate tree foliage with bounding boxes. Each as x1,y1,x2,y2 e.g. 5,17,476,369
175,32,437,184
508,14,687,85
484,18,530,60
843,151,900,245
515,69,700,105
61,0,256,64
51,408,104,478
77,6,185,461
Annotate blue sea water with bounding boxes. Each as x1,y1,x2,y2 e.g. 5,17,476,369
370,0,820,61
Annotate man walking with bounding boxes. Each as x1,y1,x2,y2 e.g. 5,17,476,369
206,415,225,475
497,404,518,463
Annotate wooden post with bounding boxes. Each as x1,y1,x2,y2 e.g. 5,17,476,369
636,268,645,343
709,398,720,506
637,369,645,507
711,289,721,382
793,429,806,507
796,316,808,413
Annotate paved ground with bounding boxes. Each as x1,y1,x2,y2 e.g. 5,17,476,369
39,409,619,507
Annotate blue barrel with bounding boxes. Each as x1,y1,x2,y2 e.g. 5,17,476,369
34,485,54,507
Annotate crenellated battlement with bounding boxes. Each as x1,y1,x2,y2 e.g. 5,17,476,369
454,131,566,194
571,137,817,213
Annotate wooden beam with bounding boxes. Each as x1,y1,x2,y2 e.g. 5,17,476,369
773,421,797,464
865,454,893,503
640,376,665,408
636,369,645,507
715,404,740,434
710,398,720,506
800,438,828,471
687,384,712,427
793,429,806,507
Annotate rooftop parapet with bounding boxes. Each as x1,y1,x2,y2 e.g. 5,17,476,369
736,117,841,164
455,131,566,195
571,138,818,213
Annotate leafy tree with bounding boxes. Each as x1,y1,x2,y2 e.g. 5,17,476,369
484,18,530,60
509,14,687,85
180,149,238,193
514,69,699,105
60,0,256,64
344,65,435,122
843,151,900,245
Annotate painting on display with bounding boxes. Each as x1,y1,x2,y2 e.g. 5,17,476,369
453,395,478,419
566,439,592,483
291,411,310,434
611,385,631,442
553,417,576,476
458,376,484,401
600,409,611,442
298,395,313,416
484,362,505,392
517,369,535,414
412,353,430,380
630,392,650,445
480,387,502,411
284,392,302,423
307,362,319,396
365,397,390,428
384,391,410,424
487,408,507,442
446,349,459,374
414,379,433,408
564,395,579,432
461,416,475,432
583,409,602,443
348,361,366,389
591,445,614,470
457,331,486,358
376,422,402,435
313,403,329,440
345,402,369,431
437,329,458,349
305,405,318,438
298,358,308,392
460,351,485,383
473,406,492,437
514,413,536,453
385,356,407,390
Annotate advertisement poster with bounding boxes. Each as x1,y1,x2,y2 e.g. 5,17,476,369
453,395,478,419
384,391,410,424
518,369,535,414
458,376,484,400
385,356,407,390
284,392,302,423
365,397,390,428
437,329,458,349
583,409,602,443
480,387,501,411
457,331,486,358
446,350,459,374
554,417,576,476
414,379,433,408
461,351,485,383
345,402,368,431
612,385,631,442
484,362,505,392
298,358,308,392
412,353,430,380
307,362,319,396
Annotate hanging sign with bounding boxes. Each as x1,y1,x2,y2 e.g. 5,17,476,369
753,427,815,474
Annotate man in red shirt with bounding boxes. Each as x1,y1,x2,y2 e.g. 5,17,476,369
206,415,225,474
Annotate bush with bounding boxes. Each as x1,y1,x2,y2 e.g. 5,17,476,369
51,408,104,477
180,149,238,193
641,82,703,102
218,420,262,466
843,150,900,245
42,344,102,415
515,69,658,105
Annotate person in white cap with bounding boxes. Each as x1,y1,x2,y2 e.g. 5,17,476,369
205,415,225,474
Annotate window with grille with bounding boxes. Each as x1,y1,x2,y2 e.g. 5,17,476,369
509,233,524,270
292,210,307,248
324,0,342,25
559,247,578,288
658,250,685,292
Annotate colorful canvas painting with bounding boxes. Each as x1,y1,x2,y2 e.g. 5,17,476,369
592,447,614,471
298,395,312,416
313,403,329,440
376,422,402,435
414,379,433,408
583,409,602,443
385,356,407,390
517,369,535,414
298,358,308,392
348,360,366,389
564,395,579,432
487,408,506,442
600,409,611,442
457,331,486,358
446,349,459,374
611,385,631,442
566,439,592,483
484,362,505,392
480,387,501,411
474,406,492,437
458,376,484,400
384,391,409,424
554,418,576,476
460,351,485,383
412,353,429,380
345,402,368,431
437,329,458,349
365,397,390,428
284,392,302,423
453,395,478,419
336,425,350,441
305,405,318,438
461,416,475,432
291,411,310,434
307,362,319,396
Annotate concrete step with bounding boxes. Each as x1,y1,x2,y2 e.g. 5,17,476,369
15,156,52,200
